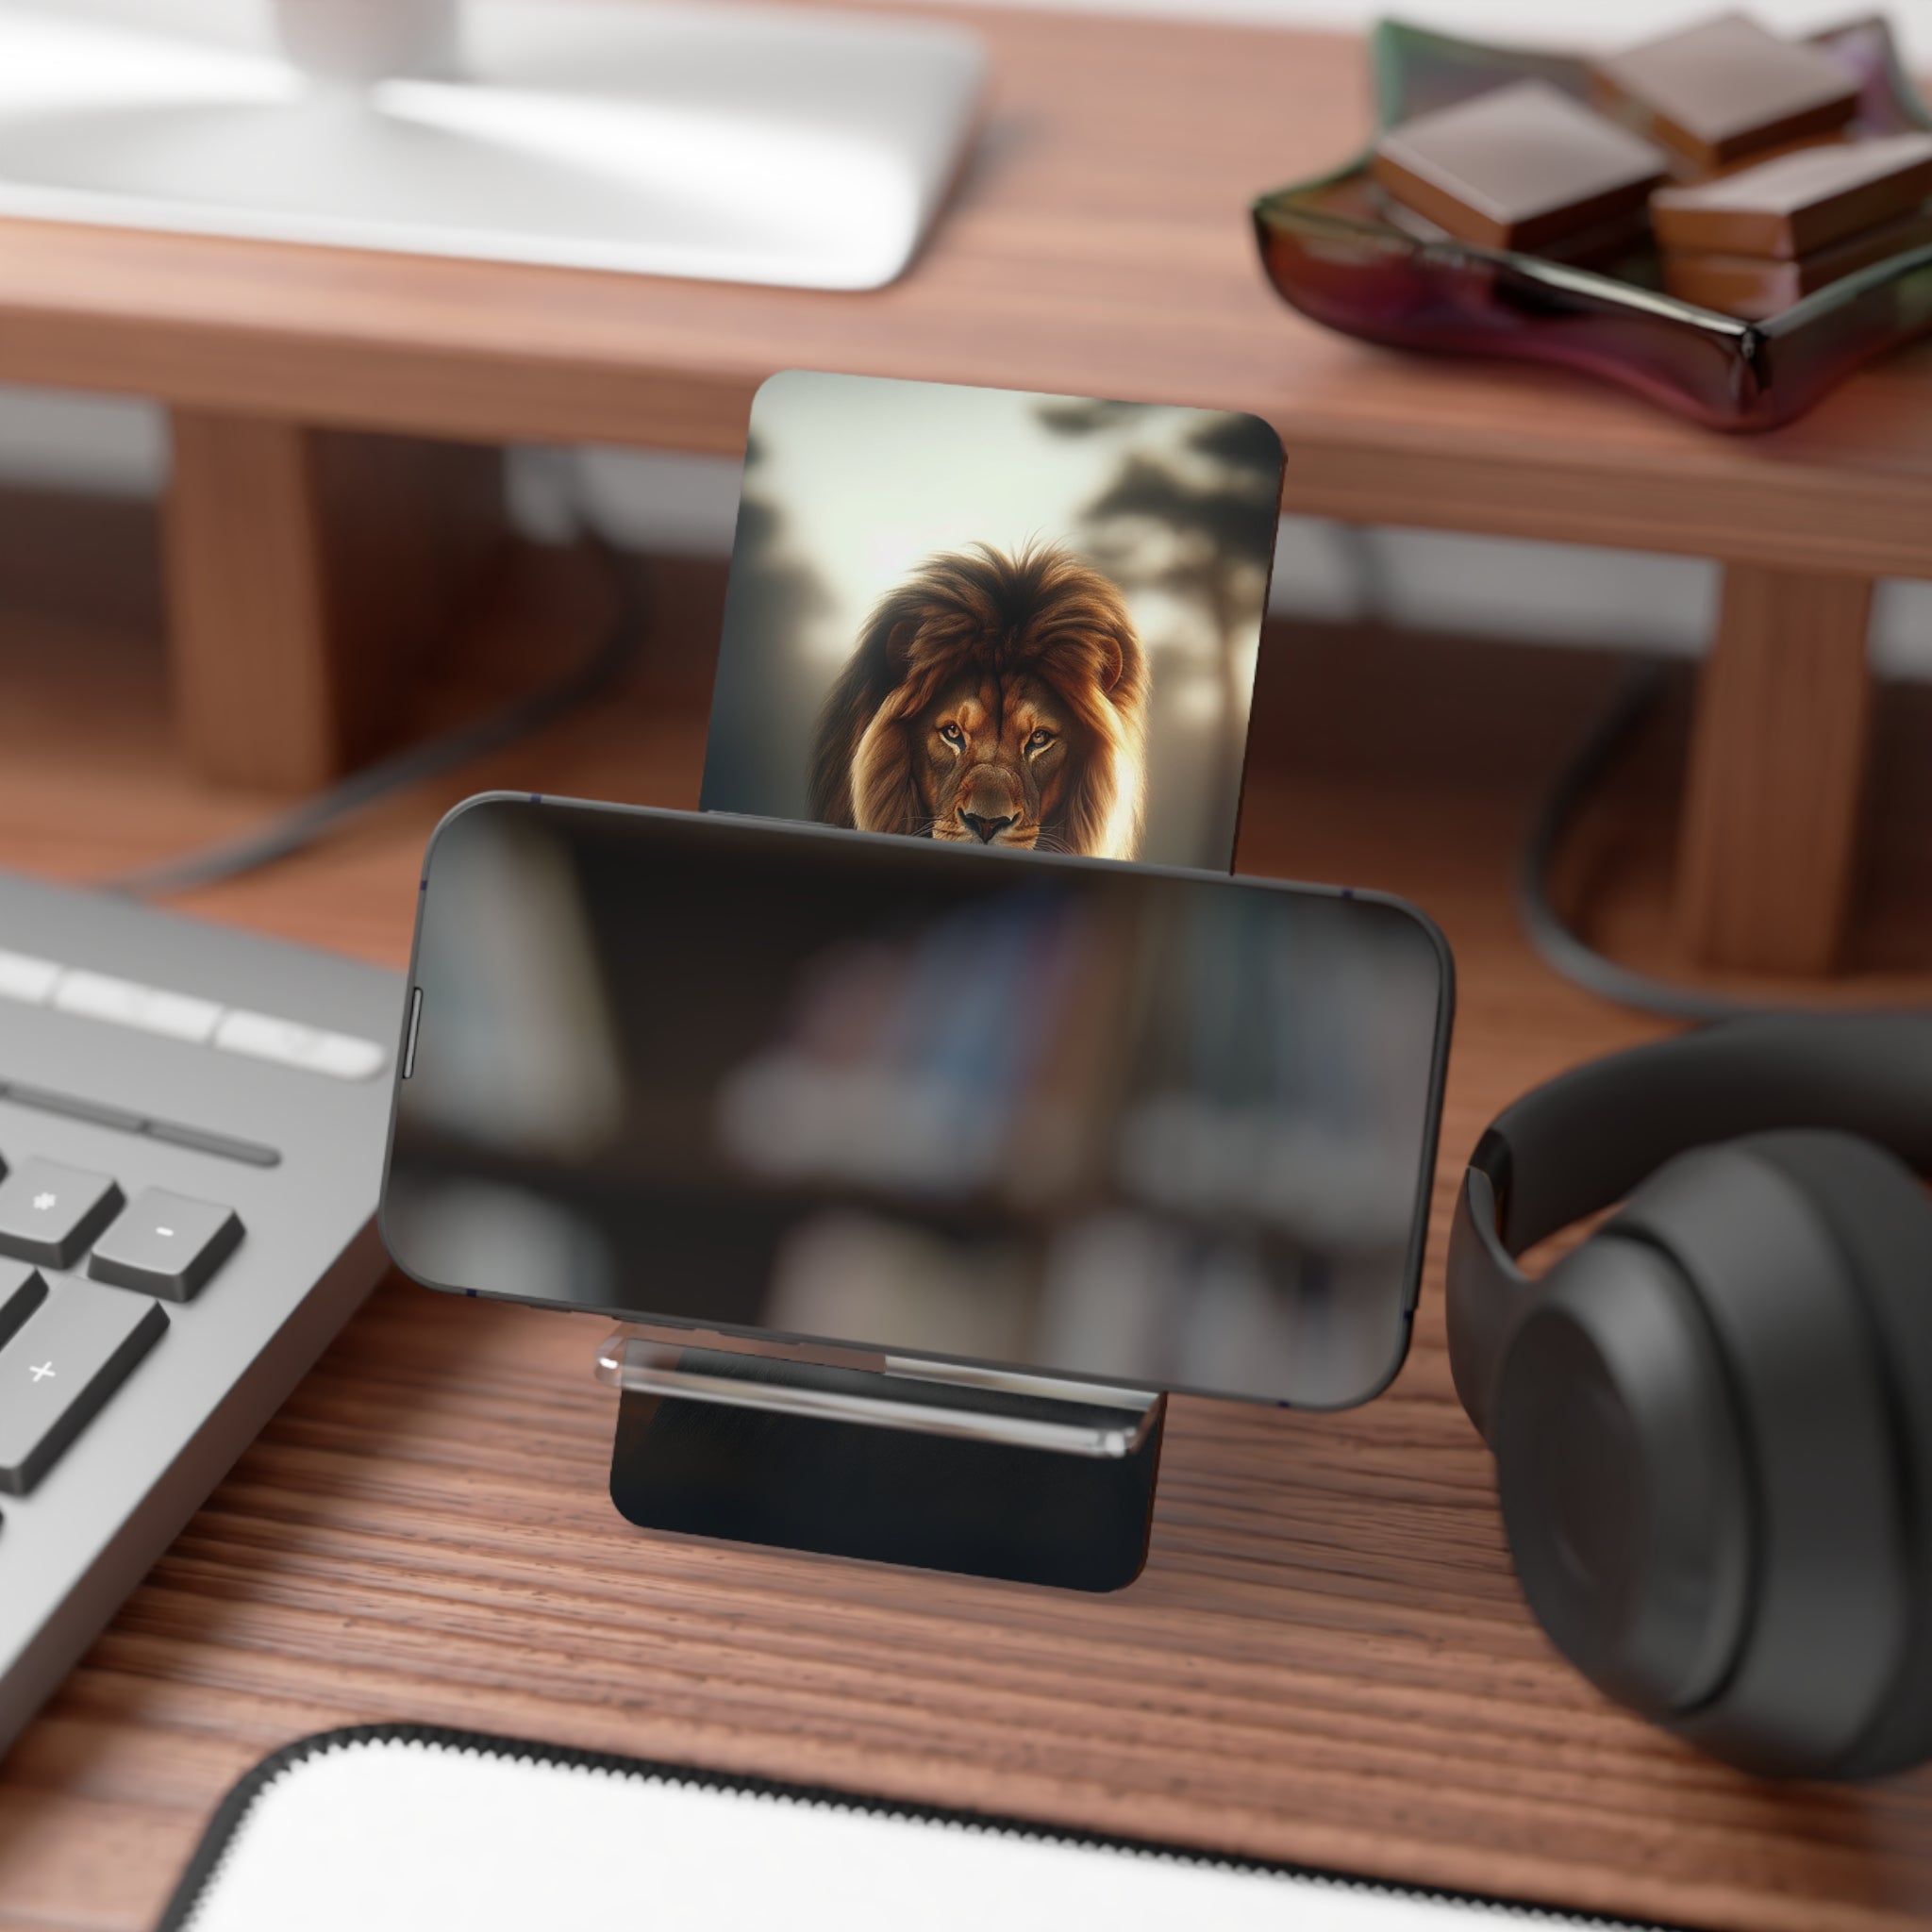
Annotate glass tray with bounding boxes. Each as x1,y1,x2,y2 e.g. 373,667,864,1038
1252,17,1932,431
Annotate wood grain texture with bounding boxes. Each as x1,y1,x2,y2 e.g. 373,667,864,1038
0,5,1927,574
1677,565,1875,974
164,414,505,788
1,523,1931,1931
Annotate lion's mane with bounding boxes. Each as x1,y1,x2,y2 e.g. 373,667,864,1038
806,541,1149,859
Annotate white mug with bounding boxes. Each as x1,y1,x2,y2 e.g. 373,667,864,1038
272,0,460,84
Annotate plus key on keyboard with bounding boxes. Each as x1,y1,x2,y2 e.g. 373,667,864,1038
0,1274,167,1495
90,1189,242,1303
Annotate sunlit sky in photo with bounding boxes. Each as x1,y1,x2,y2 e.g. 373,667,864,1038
745,372,1225,675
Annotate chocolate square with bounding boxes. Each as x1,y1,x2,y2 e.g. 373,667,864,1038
1372,79,1668,253
1653,132,1932,258
1594,16,1859,169
1664,205,1932,317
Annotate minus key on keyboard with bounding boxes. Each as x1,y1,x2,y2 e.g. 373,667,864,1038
89,1189,243,1303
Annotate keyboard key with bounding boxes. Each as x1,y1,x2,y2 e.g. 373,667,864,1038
0,1278,167,1495
213,1009,387,1082
0,1158,124,1269
0,1260,48,1353
90,1189,242,1303
142,1119,280,1170
0,948,58,1004
53,969,223,1044
3,1081,144,1135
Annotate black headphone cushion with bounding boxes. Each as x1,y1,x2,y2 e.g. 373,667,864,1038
1737,1130,1932,1778
1544,1132,1922,1775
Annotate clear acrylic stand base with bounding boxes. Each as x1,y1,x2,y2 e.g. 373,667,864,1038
598,1336,1167,1592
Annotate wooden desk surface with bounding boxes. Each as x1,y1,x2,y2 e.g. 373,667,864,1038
1,523,1930,1932
0,3,1929,577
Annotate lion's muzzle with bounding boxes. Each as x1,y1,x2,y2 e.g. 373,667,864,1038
944,765,1032,845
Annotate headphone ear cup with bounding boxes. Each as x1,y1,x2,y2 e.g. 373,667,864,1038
1732,1130,1932,1778
1491,1227,1754,1722
1609,1136,1912,1777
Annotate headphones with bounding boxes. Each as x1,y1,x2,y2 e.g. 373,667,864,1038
1447,1012,1932,1780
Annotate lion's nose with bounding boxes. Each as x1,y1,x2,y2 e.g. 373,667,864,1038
959,808,1017,844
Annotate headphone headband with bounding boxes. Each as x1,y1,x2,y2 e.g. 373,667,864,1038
1448,1013,1932,1438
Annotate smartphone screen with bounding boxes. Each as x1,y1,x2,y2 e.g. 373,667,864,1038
382,798,1452,1409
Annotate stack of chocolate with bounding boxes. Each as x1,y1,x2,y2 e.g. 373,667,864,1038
1651,133,1932,318
1367,11,1932,320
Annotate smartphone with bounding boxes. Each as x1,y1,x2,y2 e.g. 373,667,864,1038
382,797,1453,1409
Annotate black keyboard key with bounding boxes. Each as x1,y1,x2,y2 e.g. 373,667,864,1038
0,1277,166,1495
2,1084,144,1135
0,1158,124,1268
0,1260,47,1352
89,1189,242,1303
142,1119,280,1169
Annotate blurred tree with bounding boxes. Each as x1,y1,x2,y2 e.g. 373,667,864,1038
702,433,835,819
1041,405,1281,849
1035,398,1146,438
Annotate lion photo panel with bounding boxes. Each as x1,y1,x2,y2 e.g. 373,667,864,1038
699,371,1283,872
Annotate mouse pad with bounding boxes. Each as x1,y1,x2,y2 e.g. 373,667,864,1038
157,1724,1690,1931
699,371,1283,872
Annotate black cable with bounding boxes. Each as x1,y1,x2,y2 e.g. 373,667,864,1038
1516,656,1781,1023
112,531,647,897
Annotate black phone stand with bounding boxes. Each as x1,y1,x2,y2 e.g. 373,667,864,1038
598,1337,1166,1592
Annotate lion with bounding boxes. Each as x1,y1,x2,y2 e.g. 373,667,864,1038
806,542,1149,860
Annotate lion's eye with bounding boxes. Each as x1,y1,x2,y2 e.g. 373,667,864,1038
1027,728,1056,751
938,722,964,745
